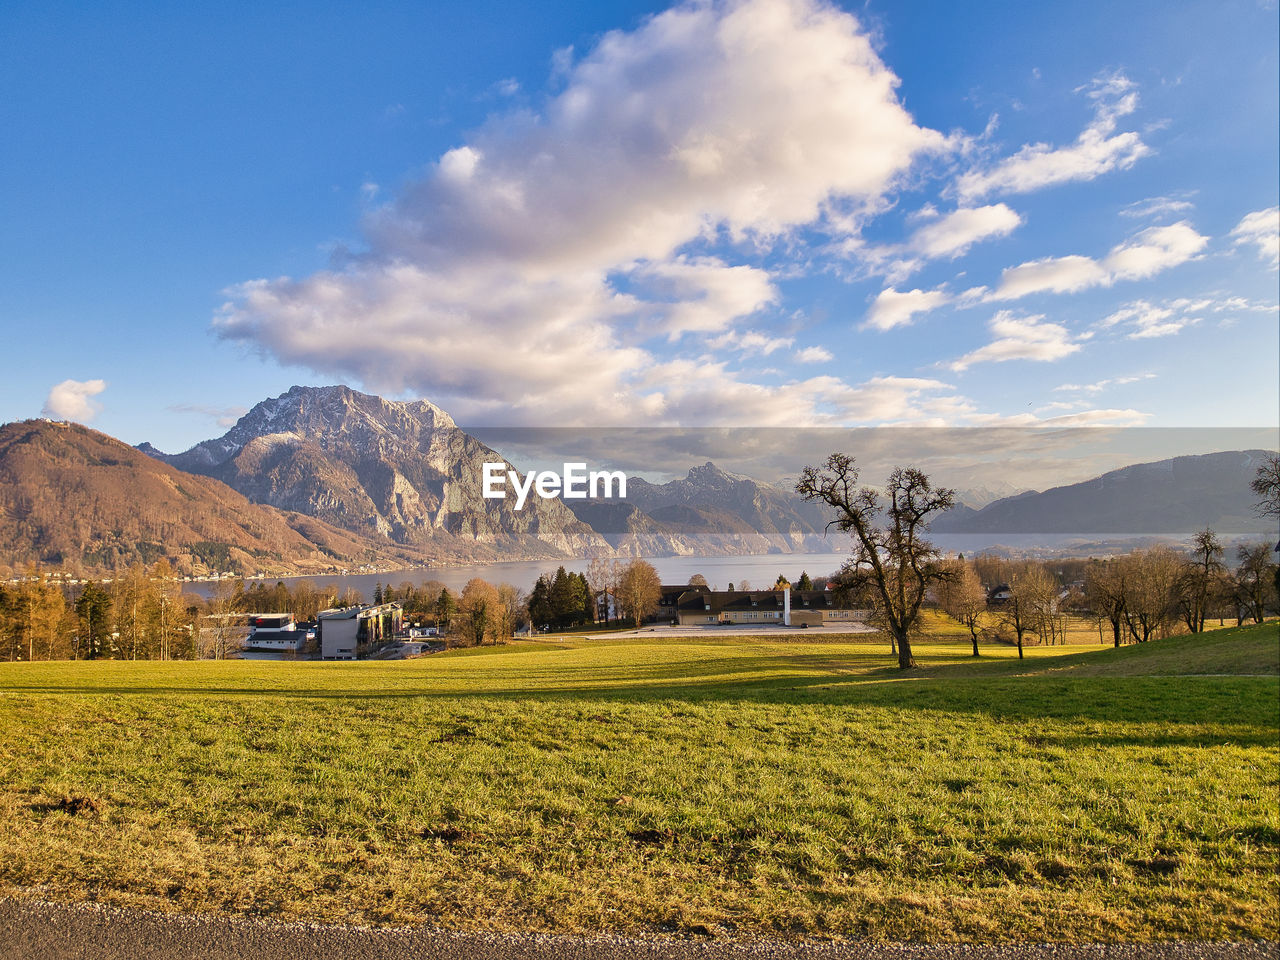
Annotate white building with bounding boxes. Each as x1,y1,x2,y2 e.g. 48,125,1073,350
319,602,403,660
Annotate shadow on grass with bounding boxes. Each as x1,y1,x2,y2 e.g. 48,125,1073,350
4,675,1277,742
2,625,1275,739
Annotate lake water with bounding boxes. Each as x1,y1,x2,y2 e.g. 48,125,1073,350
183,532,1184,601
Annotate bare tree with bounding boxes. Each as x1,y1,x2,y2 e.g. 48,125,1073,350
1177,529,1224,634
494,583,525,640
290,579,324,622
1251,453,1280,518
1025,565,1061,646
797,455,955,669
1085,559,1127,648
937,558,986,656
205,579,247,659
1000,562,1052,659
586,557,613,624
1121,548,1180,643
616,559,661,628
460,578,499,646
1233,542,1277,624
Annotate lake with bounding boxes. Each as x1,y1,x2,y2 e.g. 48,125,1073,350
183,532,1187,601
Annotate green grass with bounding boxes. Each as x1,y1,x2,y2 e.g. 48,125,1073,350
0,623,1276,941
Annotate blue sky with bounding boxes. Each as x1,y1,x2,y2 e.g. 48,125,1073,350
2,0,1277,455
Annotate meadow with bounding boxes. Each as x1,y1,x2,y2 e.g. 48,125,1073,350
0,624,1276,942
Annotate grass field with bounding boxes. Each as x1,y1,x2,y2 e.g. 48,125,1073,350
0,624,1276,942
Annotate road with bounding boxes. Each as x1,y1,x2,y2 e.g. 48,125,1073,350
2,898,1274,960
542,622,878,641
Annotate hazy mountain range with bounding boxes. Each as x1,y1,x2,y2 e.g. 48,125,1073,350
0,385,1272,577
931,449,1275,535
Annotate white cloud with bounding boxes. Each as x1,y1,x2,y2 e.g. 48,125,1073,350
1034,400,1085,414
1104,222,1208,281
1119,195,1194,219
990,255,1108,300
1097,295,1273,340
169,403,250,428
634,256,777,335
794,345,833,363
988,221,1207,301
1054,373,1155,394
216,0,947,426
970,407,1150,428
706,328,793,354
1099,301,1191,339
632,366,964,425
42,379,107,422
1230,206,1279,267
849,203,1021,280
950,311,1081,371
908,203,1022,259
955,72,1150,201
864,286,951,330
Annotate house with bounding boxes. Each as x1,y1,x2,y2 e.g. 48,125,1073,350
318,602,403,660
675,588,866,627
595,583,708,624
656,583,708,620
243,613,313,653
987,583,1013,605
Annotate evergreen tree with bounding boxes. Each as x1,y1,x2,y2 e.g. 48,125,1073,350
75,583,113,660
434,588,456,634
527,574,553,629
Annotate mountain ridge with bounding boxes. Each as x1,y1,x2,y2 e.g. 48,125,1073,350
0,418,410,577
931,449,1275,534
4,385,1271,577
147,385,610,558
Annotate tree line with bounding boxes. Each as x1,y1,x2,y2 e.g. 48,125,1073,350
924,538,1275,659
0,556,671,659
797,452,1279,668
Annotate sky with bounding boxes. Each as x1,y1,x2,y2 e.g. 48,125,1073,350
2,0,1278,458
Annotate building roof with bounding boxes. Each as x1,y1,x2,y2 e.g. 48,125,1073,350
318,601,403,621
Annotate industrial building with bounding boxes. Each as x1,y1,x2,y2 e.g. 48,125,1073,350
318,602,403,660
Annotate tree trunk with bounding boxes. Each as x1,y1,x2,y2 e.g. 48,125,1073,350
970,626,979,657
896,629,916,669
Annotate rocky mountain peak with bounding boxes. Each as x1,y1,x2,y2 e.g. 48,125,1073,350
685,461,737,485
161,385,456,469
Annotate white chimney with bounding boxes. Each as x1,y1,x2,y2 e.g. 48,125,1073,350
782,583,791,626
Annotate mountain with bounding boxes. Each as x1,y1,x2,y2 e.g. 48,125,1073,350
0,419,402,577
148,388,835,559
146,385,609,559
567,461,834,554
952,481,1033,510
932,449,1277,534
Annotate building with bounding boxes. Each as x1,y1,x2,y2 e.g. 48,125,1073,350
318,602,403,660
655,583,708,620
674,588,866,627
243,613,314,653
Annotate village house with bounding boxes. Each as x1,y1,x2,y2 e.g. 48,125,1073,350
673,587,867,628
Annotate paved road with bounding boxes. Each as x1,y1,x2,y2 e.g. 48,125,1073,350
554,623,877,641
2,898,1274,960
